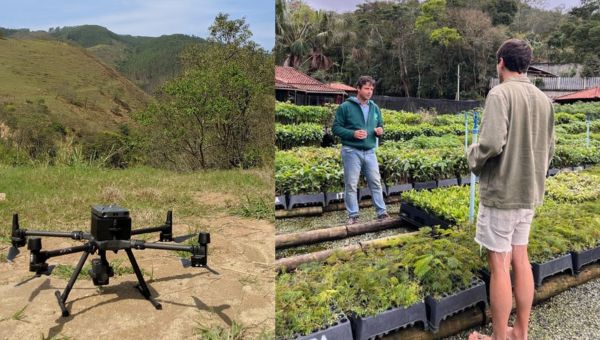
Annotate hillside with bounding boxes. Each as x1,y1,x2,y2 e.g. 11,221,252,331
1,25,206,93
0,38,151,141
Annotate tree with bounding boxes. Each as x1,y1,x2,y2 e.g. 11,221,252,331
137,14,273,170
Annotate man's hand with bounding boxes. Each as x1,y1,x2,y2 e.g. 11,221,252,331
374,127,383,136
354,129,367,139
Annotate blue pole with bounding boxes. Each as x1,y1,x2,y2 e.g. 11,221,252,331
469,111,479,224
464,111,469,152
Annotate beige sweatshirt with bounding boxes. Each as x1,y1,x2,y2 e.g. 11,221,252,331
467,76,555,209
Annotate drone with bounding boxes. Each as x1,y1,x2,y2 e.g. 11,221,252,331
6,204,211,317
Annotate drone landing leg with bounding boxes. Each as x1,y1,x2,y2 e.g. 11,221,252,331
55,250,90,317
125,249,162,310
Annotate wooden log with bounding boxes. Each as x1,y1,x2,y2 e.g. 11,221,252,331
275,231,419,272
276,226,348,249
346,217,403,236
275,244,362,273
384,264,600,339
322,195,402,213
275,217,405,249
275,206,323,219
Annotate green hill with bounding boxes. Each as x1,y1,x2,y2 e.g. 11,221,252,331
1,25,206,93
0,38,151,145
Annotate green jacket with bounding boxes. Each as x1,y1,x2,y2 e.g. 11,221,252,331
332,97,383,150
467,76,555,209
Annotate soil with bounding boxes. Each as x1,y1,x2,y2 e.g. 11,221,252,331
0,214,274,339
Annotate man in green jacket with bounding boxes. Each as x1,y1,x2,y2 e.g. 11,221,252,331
332,76,389,224
468,39,555,340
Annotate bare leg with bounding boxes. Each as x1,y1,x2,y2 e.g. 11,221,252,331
488,250,512,340
509,245,533,340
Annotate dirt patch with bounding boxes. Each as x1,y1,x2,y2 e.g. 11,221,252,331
0,215,274,339
192,192,240,209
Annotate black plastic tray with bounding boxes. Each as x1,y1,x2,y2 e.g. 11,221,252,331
275,195,287,210
571,245,600,273
295,316,353,340
437,178,458,188
399,202,451,229
350,302,428,340
425,278,487,332
287,193,325,210
531,253,574,287
413,180,437,191
325,191,345,206
385,183,413,196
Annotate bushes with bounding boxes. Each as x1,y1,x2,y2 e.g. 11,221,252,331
275,123,324,150
275,102,334,125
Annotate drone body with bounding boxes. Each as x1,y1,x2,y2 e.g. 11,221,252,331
8,204,211,317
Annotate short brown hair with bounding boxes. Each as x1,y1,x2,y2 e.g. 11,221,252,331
356,76,376,89
496,39,532,73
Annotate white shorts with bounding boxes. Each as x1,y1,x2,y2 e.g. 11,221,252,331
474,202,534,253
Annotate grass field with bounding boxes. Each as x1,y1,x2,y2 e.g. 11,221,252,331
0,164,272,238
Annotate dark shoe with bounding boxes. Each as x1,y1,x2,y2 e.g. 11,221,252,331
347,216,359,225
377,213,390,221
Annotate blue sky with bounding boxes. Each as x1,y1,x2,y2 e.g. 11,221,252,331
0,0,275,50
303,0,581,13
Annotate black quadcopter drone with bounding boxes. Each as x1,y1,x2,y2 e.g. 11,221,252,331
6,204,211,317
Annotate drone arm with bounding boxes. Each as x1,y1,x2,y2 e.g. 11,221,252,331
41,243,94,260
131,240,193,252
130,210,173,241
24,230,90,241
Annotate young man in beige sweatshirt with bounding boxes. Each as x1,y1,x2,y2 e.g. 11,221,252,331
467,39,555,340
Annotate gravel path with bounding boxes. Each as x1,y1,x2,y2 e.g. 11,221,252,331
446,276,600,340
276,202,404,234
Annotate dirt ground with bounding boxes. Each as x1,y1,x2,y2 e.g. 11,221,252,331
0,214,274,339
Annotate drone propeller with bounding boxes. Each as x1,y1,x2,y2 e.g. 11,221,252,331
8,213,26,262
173,233,196,244
7,246,20,262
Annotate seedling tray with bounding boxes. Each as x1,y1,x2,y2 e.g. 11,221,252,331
275,195,287,210
350,302,428,340
295,316,353,340
413,180,437,191
288,193,325,210
358,186,372,201
531,253,574,287
437,178,458,188
399,202,450,229
325,191,345,206
547,168,560,176
571,245,600,273
425,278,487,332
386,183,413,196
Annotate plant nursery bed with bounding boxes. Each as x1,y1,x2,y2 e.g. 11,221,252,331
399,202,451,229
459,176,471,185
413,180,437,191
531,253,574,287
359,186,373,201
276,194,288,210
294,315,354,340
288,193,325,210
425,278,487,332
386,183,413,196
571,245,600,273
547,168,560,176
350,302,428,340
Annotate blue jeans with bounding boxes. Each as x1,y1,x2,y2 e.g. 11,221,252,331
341,145,386,218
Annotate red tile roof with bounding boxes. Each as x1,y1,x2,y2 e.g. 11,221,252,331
275,66,346,94
554,86,600,102
328,82,357,92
